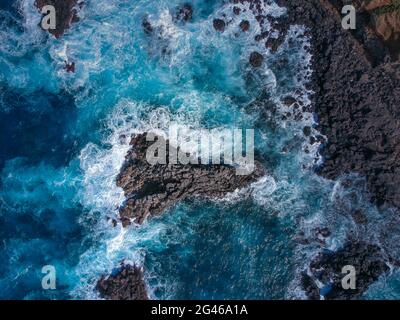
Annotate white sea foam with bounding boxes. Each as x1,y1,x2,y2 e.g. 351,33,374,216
66,0,339,300
3,0,396,300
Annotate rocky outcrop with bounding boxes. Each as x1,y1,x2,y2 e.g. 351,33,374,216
175,3,193,23
239,20,250,32
272,0,399,299
97,263,148,300
302,241,389,300
275,0,400,209
64,61,75,73
35,0,81,38
116,133,265,226
249,51,264,67
213,18,226,31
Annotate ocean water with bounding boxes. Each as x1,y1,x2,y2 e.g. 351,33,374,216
0,0,399,299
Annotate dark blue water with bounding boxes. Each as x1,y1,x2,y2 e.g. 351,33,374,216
0,0,399,299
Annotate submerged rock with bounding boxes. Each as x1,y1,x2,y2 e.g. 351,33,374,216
351,209,368,225
303,126,312,137
142,16,154,35
64,61,75,73
239,20,250,32
213,18,226,32
35,0,81,38
116,133,265,226
265,37,283,52
233,6,241,15
301,272,320,300
97,263,148,300
175,3,193,23
249,51,264,68
282,96,297,107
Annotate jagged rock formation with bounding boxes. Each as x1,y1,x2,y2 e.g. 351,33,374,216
273,0,398,299
96,263,148,300
302,241,390,300
35,0,81,38
117,133,265,226
275,0,400,209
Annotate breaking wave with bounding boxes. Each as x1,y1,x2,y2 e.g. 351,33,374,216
1,0,398,300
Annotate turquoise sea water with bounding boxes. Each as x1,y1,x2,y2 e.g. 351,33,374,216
0,0,399,299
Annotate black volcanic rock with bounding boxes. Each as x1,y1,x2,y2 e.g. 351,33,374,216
303,126,312,137
282,96,297,107
233,6,241,15
213,18,226,32
116,133,265,226
64,61,75,73
249,51,264,68
97,263,148,300
176,3,193,23
265,37,283,52
304,241,389,300
264,0,400,299
276,0,400,209
142,16,154,35
35,0,81,38
301,272,320,300
239,20,250,32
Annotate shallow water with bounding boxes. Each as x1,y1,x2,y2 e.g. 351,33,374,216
0,0,399,299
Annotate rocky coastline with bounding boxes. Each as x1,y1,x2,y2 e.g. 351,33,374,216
32,0,400,300
97,0,399,300
275,0,400,209
275,0,400,299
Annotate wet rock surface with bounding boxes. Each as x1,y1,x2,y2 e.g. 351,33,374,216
249,51,264,67
175,3,193,23
303,241,390,300
213,18,226,31
142,16,154,35
276,0,400,209
35,0,81,38
96,263,148,300
116,133,265,226
64,61,75,73
274,0,399,299
239,19,250,31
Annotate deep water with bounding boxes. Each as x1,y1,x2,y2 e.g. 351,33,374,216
0,0,399,300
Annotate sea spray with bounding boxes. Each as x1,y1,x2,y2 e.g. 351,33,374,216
1,0,398,300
